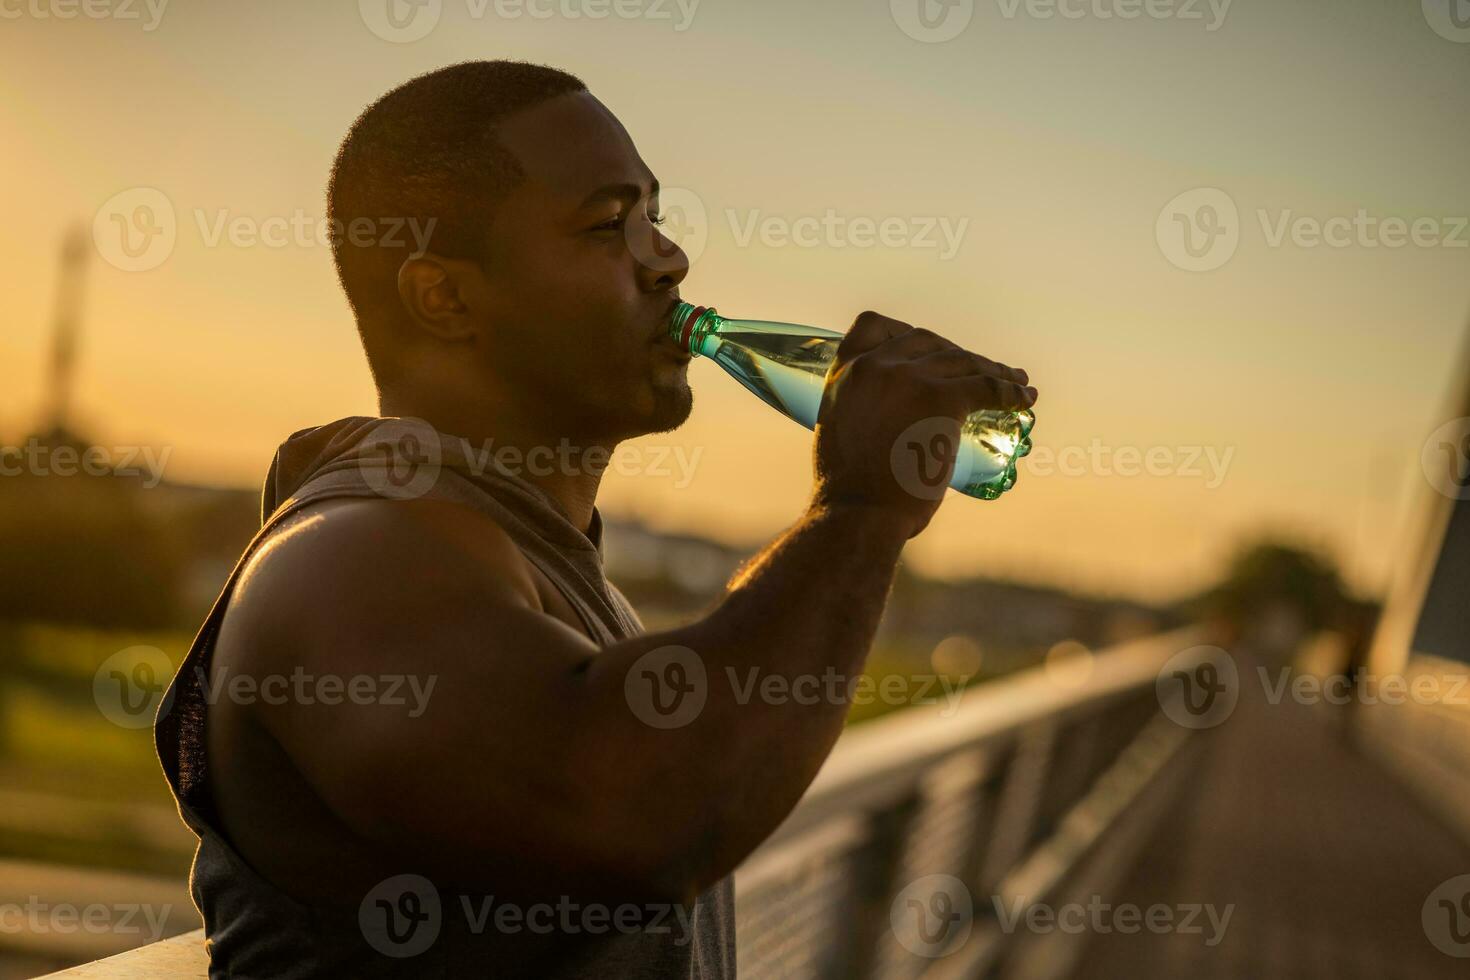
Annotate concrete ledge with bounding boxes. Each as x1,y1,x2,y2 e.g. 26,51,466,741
41,929,206,978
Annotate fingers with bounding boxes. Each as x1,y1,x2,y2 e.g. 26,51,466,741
939,373,1039,412
836,311,912,362
882,326,959,360
837,311,1035,411
916,347,1030,386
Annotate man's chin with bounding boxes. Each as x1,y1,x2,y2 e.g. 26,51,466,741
643,380,694,436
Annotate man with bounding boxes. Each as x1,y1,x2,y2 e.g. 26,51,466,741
156,60,1036,978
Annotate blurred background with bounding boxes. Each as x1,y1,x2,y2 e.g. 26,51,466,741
1,0,1468,976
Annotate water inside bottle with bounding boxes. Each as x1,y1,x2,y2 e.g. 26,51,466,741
705,329,1034,500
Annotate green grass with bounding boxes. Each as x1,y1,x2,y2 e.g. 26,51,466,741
0,622,195,872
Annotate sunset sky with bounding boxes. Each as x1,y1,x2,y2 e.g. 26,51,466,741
2,0,1467,602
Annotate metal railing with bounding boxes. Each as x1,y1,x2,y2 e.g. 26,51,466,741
732,628,1207,980
46,629,1207,979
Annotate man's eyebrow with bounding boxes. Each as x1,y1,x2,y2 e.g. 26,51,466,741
576,178,660,210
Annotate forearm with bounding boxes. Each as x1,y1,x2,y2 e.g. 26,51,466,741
580,501,910,895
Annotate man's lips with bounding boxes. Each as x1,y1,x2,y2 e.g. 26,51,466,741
652,294,683,343
650,295,690,361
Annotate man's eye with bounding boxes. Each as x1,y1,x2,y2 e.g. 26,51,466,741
593,212,665,232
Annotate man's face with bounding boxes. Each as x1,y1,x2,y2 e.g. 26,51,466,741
463,91,693,445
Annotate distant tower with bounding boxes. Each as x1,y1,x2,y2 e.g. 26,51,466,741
40,224,89,444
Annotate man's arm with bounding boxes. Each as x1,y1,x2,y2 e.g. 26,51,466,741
221,311,1036,905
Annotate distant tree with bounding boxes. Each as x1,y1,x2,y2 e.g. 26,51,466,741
1210,542,1346,630
0,471,180,628
1184,539,1378,656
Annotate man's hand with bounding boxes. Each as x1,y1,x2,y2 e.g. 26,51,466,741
812,311,1037,538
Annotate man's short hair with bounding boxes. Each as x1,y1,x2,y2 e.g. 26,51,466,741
327,60,586,388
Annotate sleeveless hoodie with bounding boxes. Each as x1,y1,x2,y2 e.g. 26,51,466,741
155,417,736,979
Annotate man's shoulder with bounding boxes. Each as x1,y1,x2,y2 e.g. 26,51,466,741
218,496,541,672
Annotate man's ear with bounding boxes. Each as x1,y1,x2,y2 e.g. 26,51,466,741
396,253,483,342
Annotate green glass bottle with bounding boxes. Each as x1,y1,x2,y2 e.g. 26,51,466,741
669,302,1034,500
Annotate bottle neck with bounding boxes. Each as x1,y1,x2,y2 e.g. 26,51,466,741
668,302,723,358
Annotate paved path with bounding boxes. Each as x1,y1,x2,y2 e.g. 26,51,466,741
1075,653,1470,978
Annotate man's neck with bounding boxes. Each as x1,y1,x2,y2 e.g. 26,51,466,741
377,394,611,536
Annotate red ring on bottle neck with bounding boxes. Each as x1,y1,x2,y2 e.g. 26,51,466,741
678,305,708,352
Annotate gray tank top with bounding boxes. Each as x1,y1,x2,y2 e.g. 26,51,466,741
155,417,737,979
